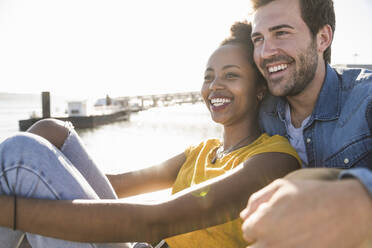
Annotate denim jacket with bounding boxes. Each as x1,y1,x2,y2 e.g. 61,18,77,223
259,64,372,195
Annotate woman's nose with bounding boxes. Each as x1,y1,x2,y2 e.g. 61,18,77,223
209,77,224,90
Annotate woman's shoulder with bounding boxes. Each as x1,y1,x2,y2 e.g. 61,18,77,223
192,138,221,148
253,133,297,155
255,133,290,145
184,138,221,156
253,133,301,164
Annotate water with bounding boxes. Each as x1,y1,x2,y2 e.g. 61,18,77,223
0,92,222,174
0,92,67,138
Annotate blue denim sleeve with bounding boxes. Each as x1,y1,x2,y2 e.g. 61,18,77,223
339,168,372,198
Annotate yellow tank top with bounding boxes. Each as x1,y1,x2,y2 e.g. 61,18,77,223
165,134,300,248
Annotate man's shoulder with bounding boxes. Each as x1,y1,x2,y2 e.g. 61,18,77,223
333,67,372,125
333,66,372,93
258,95,287,136
259,94,282,114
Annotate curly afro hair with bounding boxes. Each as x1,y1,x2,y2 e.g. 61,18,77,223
221,21,265,86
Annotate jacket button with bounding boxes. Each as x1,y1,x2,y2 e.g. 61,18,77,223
344,158,350,164
306,138,311,144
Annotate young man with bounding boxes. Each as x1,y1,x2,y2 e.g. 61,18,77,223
240,0,372,247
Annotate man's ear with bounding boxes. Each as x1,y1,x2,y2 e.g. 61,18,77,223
316,24,333,54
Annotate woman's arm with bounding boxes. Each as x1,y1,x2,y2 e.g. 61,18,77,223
0,152,299,244
106,153,186,198
27,118,186,198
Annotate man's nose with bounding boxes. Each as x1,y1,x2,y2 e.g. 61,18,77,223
260,39,279,60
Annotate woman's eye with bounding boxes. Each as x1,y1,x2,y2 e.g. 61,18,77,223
252,36,263,45
226,73,239,79
204,75,213,82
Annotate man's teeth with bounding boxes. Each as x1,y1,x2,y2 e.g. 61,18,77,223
210,98,231,107
268,64,288,73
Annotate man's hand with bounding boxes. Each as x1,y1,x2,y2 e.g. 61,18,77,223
240,178,372,248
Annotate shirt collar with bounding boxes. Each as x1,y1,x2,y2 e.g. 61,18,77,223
312,64,341,120
275,64,341,121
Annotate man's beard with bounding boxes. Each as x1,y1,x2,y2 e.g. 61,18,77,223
262,39,319,97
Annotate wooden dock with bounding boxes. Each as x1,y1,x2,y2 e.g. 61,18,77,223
19,110,130,131
19,91,203,131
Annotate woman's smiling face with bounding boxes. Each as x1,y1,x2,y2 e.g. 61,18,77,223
202,44,263,127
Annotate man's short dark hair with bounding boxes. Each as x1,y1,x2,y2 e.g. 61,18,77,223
251,0,335,64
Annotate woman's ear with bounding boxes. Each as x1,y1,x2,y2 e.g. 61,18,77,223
257,85,267,102
257,93,264,102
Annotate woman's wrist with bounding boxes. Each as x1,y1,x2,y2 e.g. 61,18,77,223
0,195,16,229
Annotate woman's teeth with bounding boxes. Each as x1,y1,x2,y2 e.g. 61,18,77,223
210,98,231,107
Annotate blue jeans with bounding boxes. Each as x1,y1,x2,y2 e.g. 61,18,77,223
0,127,132,248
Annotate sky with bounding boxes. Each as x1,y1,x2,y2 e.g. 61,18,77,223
0,0,371,98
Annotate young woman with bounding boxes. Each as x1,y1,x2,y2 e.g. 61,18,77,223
0,22,300,248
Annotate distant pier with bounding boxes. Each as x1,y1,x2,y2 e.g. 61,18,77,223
19,91,203,131
115,91,203,110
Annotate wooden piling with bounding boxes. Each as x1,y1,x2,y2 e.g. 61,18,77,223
42,91,51,118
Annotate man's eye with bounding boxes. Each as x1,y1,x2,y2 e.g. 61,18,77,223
276,31,289,36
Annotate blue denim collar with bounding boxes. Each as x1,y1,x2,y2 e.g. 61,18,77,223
275,64,340,122
312,64,341,120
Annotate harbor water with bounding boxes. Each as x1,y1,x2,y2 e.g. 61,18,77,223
0,92,222,175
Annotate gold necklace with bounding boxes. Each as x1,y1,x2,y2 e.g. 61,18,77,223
211,134,257,164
